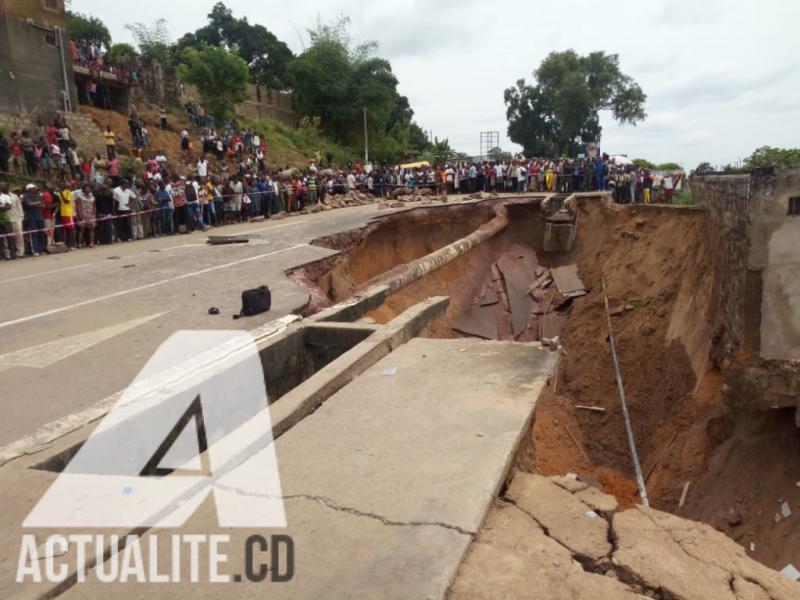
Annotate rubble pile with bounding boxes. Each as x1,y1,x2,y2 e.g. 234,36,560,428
452,245,586,343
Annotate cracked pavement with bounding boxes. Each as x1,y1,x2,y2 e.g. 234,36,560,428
449,472,800,600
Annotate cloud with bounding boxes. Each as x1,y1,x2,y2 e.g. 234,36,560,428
70,0,800,168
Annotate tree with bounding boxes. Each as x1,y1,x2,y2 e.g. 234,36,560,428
633,158,657,169
743,146,800,168
488,146,512,162
177,2,294,90
126,19,172,66
66,11,111,46
107,43,138,66
504,50,646,156
693,161,714,174
657,162,682,170
178,44,249,123
287,16,407,161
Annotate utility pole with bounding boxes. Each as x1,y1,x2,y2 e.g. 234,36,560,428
363,107,369,164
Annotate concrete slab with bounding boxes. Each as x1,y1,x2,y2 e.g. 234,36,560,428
41,338,555,599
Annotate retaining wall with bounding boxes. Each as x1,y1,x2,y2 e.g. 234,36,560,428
693,167,800,409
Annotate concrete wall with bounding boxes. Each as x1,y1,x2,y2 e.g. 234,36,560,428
749,168,800,360
693,167,800,410
0,10,77,115
692,175,753,355
183,83,297,127
0,0,66,28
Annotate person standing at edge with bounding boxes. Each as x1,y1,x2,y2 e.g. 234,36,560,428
104,125,117,159
22,184,46,256
0,183,16,260
112,180,136,241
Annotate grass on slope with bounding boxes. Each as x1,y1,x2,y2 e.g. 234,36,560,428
249,118,354,169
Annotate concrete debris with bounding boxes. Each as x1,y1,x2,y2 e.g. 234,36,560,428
679,481,691,508
575,405,605,413
780,564,800,582
452,472,800,600
453,248,559,342
207,233,260,245
780,501,792,518
550,264,588,297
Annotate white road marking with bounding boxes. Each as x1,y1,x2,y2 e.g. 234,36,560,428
0,243,309,330
0,312,167,372
0,244,206,284
1,263,93,284
236,220,304,236
0,315,300,466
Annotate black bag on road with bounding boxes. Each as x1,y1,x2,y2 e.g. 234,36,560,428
234,285,271,319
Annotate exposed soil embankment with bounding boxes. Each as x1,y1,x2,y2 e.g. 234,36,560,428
290,198,800,571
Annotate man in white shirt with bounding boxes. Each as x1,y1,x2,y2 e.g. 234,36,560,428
112,180,136,241
197,155,208,178
346,172,356,191
232,178,243,222
663,173,675,203
0,183,16,259
8,186,25,257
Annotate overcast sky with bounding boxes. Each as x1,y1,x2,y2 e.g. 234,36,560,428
72,0,800,169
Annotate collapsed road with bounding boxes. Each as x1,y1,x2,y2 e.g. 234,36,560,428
2,182,799,598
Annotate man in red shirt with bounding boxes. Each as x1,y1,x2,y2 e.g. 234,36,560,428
41,183,56,246
170,175,189,233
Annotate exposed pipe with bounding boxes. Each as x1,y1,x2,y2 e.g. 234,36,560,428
55,27,72,113
601,275,649,507
26,21,72,112
382,203,510,293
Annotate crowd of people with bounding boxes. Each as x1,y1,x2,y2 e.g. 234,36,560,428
0,116,83,180
0,95,679,262
69,38,142,108
0,149,679,261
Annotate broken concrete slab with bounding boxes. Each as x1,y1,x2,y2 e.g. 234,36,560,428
506,473,612,562
449,502,648,600
452,303,498,339
497,253,536,337
613,506,800,600
453,472,800,600
551,264,588,297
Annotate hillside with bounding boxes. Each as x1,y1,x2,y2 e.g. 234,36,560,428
77,106,354,175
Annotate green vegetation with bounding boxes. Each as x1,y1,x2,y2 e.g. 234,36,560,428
286,16,433,163
176,2,294,90
125,19,172,66
674,188,694,206
633,158,656,169
249,117,354,168
74,5,444,163
504,50,646,156
66,11,111,46
178,45,249,123
107,43,138,65
743,146,800,168
632,158,682,170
